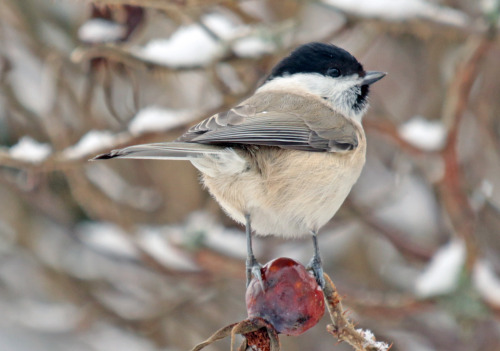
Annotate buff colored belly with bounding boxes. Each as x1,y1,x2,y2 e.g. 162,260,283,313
201,146,366,238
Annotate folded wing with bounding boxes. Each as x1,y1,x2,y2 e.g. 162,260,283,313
177,92,359,153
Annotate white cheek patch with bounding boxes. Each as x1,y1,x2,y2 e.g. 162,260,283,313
258,73,368,122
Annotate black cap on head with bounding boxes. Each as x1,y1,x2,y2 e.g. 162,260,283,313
266,42,365,82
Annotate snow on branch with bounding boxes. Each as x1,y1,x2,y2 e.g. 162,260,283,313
321,0,470,29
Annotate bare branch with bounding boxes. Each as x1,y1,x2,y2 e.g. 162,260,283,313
438,32,496,271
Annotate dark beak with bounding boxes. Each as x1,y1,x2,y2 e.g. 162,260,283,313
362,71,386,85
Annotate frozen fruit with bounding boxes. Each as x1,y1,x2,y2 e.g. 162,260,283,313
246,257,325,336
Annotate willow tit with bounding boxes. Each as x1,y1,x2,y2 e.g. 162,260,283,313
94,42,386,287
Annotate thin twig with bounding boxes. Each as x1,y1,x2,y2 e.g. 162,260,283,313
323,273,390,351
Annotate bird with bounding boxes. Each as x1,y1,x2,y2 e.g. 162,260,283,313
93,42,386,288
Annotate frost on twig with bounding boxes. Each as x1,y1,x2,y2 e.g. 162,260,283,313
355,329,390,351
323,274,390,351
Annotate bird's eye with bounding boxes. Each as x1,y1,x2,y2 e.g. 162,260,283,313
327,68,341,77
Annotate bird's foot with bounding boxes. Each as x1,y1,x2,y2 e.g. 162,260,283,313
307,255,325,289
246,256,264,291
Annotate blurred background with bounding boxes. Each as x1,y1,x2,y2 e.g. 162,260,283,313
1,0,500,350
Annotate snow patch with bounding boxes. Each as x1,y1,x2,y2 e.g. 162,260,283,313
128,107,197,135
135,13,235,67
322,0,469,27
398,116,446,151
356,328,390,351
233,36,276,58
137,29,221,67
77,222,138,258
480,179,494,198
415,239,465,298
62,130,121,160
78,19,126,43
473,260,500,307
9,136,52,163
202,12,237,39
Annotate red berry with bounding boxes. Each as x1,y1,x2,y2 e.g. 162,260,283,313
245,257,325,336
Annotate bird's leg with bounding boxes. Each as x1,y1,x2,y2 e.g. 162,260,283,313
307,230,325,288
245,214,264,290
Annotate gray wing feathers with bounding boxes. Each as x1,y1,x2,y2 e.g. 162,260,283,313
92,142,226,161
177,92,359,152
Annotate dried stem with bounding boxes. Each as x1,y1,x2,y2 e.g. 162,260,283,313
190,323,239,351
323,273,389,351
190,317,279,351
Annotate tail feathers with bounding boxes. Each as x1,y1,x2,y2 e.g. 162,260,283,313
91,142,226,161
